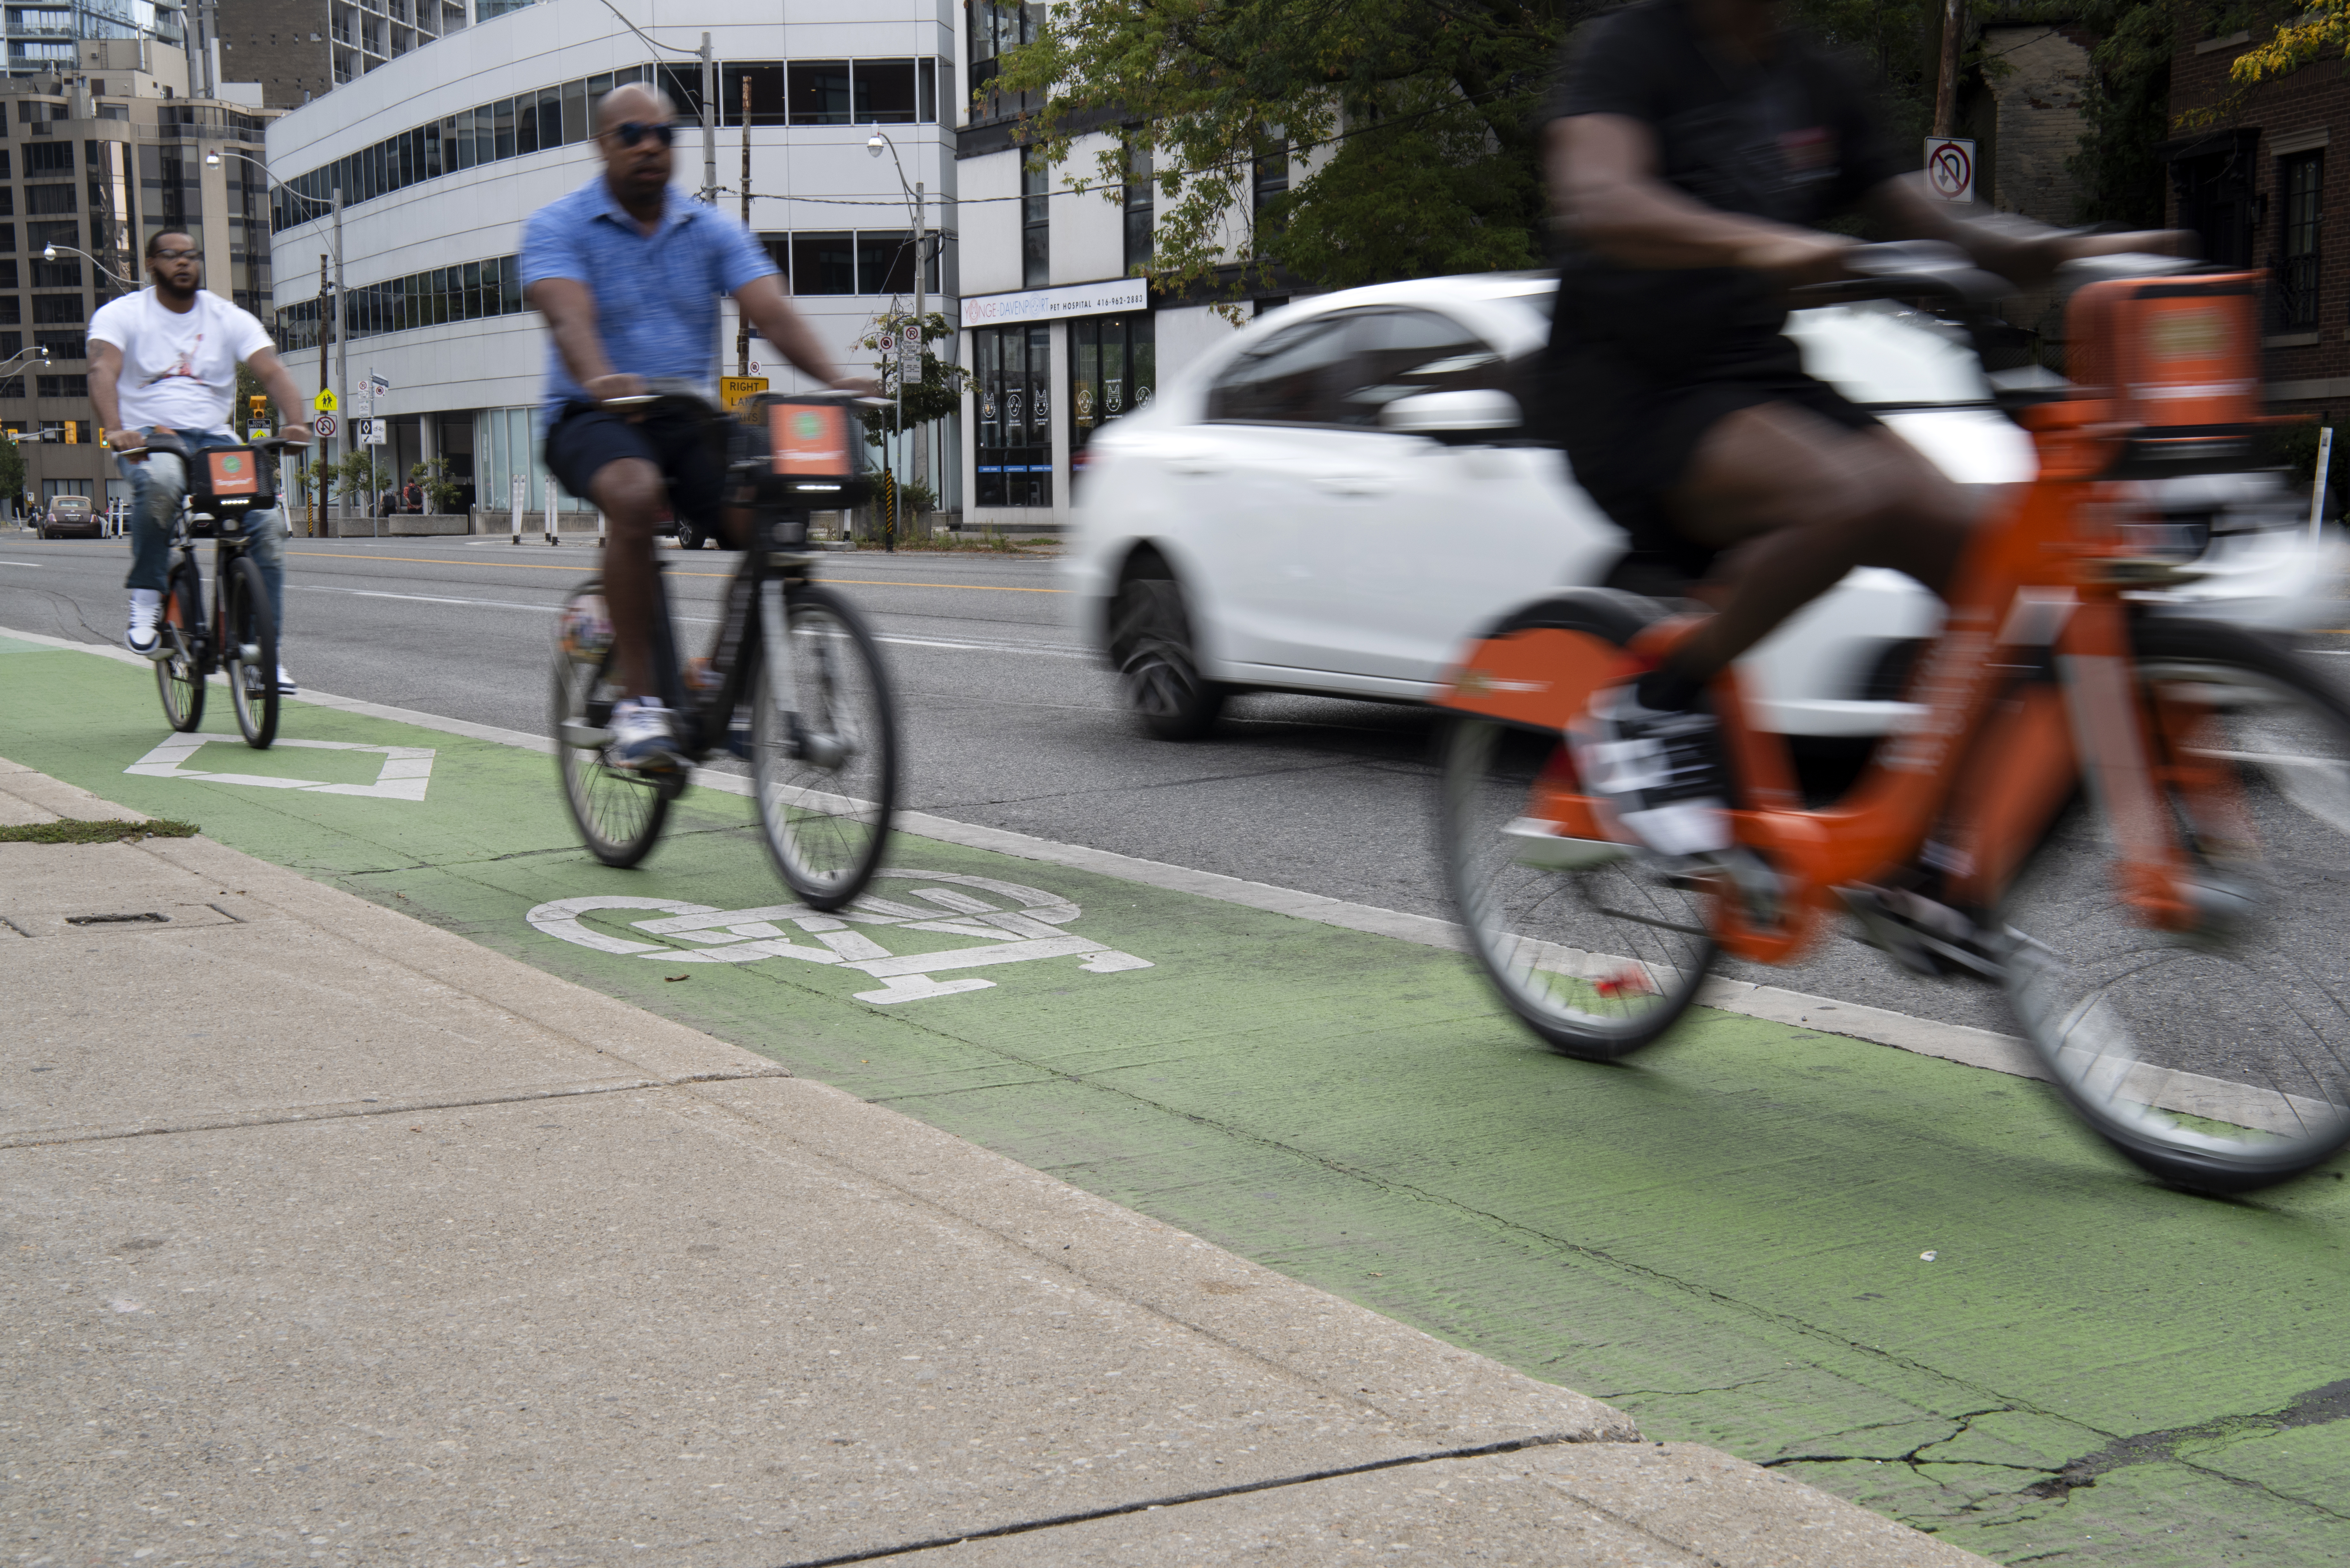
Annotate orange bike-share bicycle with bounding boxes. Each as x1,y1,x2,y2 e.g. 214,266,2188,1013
1436,248,2350,1194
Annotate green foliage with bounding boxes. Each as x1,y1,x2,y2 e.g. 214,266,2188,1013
331,448,396,503
2070,0,2175,226
0,817,197,843
0,426,26,510
409,457,462,513
2226,0,2349,85
853,309,971,445
988,0,1986,307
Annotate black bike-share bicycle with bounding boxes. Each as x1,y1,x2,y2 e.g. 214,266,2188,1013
551,385,900,911
131,434,298,749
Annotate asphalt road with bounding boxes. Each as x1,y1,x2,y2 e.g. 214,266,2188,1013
5,524,2346,1042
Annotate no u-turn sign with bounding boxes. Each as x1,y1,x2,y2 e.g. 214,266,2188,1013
1924,137,1976,203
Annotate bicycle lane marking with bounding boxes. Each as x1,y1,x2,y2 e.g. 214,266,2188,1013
4,626,2348,1568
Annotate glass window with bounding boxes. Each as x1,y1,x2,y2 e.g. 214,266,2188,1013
463,258,482,319
539,87,562,150
790,231,855,294
1123,139,1152,274
722,63,785,126
499,253,522,314
1332,310,1502,426
517,92,540,155
857,231,914,296
0,297,16,324
562,77,588,144
1022,155,1049,288
654,64,701,125
25,184,72,215
1252,137,1287,250
428,118,447,178
30,293,77,322
789,61,851,126
455,106,477,170
2280,152,2321,332
758,231,790,289
854,59,916,124
0,227,13,255
973,323,1051,507
493,98,516,161
1069,312,1155,454
919,58,937,122
1203,315,1353,425
23,140,70,175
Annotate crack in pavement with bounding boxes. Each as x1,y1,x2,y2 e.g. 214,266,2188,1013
2019,1377,2350,1508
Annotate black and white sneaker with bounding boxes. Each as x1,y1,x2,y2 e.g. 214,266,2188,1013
1567,683,1732,857
125,594,163,659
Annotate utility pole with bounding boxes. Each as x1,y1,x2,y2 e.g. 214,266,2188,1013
1932,0,1964,139
911,178,927,505
314,248,331,538
698,34,716,203
332,185,346,531
737,71,752,376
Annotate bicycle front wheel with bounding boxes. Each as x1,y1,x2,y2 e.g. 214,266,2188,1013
155,559,205,733
2001,618,2350,1192
751,581,898,911
223,555,279,748
1438,715,1716,1060
551,579,671,867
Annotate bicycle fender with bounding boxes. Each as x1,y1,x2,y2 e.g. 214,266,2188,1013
1435,589,1661,730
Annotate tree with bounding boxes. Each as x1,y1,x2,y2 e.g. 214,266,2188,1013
332,448,397,509
989,0,1971,310
0,429,25,516
410,457,462,513
2069,0,2174,228
2226,0,2350,88
853,308,970,447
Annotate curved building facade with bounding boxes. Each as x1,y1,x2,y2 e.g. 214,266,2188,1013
265,0,956,522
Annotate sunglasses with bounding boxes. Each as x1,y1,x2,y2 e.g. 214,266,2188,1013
153,249,201,262
603,120,675,149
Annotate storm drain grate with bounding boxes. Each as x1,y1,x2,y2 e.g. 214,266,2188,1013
65,912,171,926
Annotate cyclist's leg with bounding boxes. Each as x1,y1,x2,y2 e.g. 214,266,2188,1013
1647,401,1975,702
546,404,667,699
121,429,184,595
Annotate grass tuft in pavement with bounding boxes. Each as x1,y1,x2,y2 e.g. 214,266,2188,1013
0,817,199,844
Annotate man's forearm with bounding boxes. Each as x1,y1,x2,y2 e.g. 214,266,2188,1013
89,364,120,433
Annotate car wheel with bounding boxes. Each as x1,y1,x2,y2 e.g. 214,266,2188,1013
673,519,702,551
1109,568,1225,741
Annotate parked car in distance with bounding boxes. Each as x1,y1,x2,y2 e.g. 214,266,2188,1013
39,494,97,539
1064,271,2341,741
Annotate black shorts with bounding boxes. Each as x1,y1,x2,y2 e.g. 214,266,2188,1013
1543,335,1880,581
542,402,727,530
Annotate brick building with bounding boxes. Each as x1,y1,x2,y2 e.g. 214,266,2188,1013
2167,8,2349,420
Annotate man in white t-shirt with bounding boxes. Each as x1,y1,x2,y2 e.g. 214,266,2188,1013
90,229,312,683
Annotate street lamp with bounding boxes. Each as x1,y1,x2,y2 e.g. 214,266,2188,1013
40,242,137,291
865,131,933,551
207,147,345,535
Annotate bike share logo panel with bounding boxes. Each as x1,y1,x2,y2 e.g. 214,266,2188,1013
527,869,1153,1005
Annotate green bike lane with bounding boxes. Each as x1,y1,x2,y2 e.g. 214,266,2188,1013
7,628,2348,1566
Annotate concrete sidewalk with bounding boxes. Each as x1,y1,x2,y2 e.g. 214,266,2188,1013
0,757,1990,1567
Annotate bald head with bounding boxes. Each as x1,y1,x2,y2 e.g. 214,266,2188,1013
593,82,677,217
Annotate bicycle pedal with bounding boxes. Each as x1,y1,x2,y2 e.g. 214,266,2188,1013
1837,885,2003,981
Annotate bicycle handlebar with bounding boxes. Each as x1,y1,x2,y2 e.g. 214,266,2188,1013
1791,241,2201,321
112,434,308,459
599,379,892,416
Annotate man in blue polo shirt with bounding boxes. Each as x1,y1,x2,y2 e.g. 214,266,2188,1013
522,81,872,769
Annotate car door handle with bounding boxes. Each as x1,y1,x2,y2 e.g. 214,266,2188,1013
1315,475,1391,497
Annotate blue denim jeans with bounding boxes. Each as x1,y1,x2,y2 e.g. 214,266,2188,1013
121,427,286,634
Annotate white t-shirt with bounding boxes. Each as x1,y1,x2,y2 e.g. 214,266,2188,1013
87,287,275,435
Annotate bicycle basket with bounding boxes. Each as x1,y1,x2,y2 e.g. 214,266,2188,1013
731,394,873,547
188,446,274,531
2067,273,2268,475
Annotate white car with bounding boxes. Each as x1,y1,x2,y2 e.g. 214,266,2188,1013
1063,271,2340,740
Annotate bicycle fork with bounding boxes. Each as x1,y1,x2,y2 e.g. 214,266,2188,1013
2058,598,2246,939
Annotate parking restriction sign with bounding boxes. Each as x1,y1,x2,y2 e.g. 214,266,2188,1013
1923,137,1975,203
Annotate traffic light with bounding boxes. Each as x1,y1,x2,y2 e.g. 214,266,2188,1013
61,420,76,445
250,395,268,420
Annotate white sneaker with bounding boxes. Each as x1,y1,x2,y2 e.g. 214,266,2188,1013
608,698,680,771
125,593,163,659
276,665,299,696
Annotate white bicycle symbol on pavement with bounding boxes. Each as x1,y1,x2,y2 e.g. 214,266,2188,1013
526,868,1153,1005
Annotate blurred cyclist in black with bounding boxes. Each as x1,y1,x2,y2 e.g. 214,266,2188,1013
1548,0,2180,856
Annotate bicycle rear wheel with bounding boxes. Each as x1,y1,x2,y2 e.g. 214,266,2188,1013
551,579,671,867
1438,715,1716,1059
2001,618,2350,1192
223,555,279,748
751,580,898,911
155,559,205,732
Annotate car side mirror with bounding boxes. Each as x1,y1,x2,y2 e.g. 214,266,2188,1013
1377,388,1522,440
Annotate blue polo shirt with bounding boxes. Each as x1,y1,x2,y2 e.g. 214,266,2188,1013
519,177,777,428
